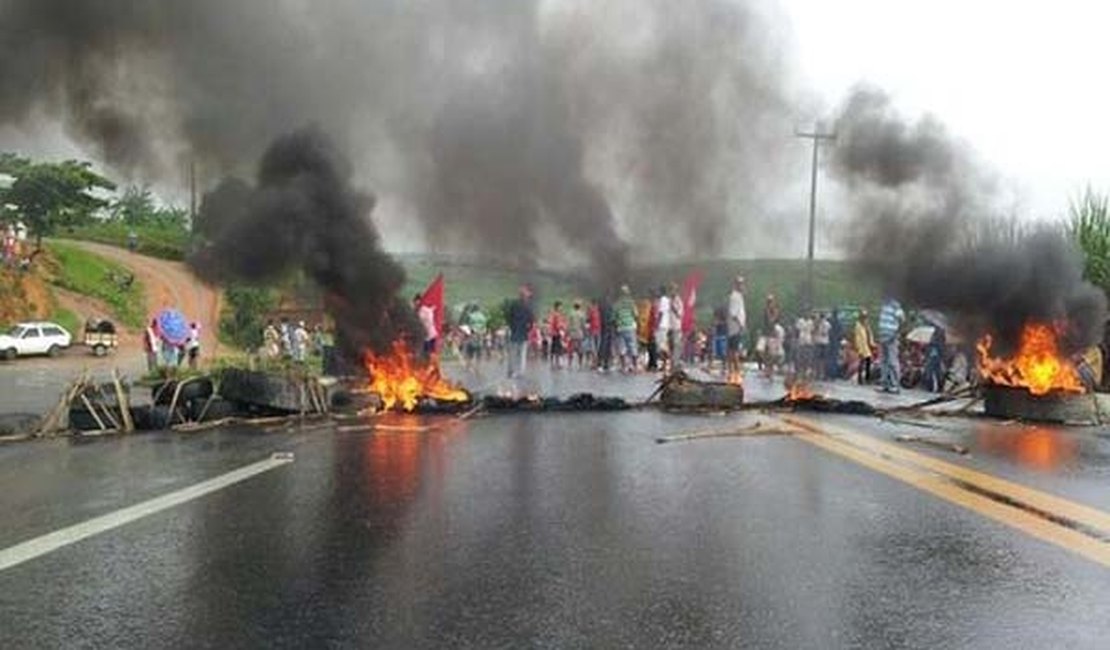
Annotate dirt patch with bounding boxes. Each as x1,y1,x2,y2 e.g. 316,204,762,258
0,269,51,324
54,287,140,351
60,240,223,356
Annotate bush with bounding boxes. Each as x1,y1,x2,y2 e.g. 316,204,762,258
220,285,278,350
66,221,189,261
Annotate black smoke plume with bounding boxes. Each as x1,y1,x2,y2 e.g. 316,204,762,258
0,0,796,281
188,128,416,357
831,87,1106,354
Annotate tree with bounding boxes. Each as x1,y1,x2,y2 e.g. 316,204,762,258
220,285,279,350
110,185,189,231
0,158,115,248
110,185,157,226
1068,188,1110,296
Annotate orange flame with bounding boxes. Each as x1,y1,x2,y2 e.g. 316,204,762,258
977,323,1085,396
785,381,818,401
364,340,470,412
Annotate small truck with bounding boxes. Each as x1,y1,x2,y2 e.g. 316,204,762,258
84,319,118,357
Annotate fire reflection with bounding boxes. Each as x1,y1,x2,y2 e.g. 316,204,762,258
974,425,1078,471
362,414,467,507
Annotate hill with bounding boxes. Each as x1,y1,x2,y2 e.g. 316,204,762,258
399,255,879,324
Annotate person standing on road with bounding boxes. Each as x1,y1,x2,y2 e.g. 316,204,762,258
567,301,586,370
506,285,535,378
547,301,568,370
186,322,201,370
795,313,814,379
637,294,656,371
727,276,747,378
668,284,684,367
414,294,438,360
854,310,875,385
613,285,640,373
813,312,831,380
292,321,310,363
263,320,281,360
878,297,906,393
143,318,160,372
279,317,293,359
827,310,844,380
655,286,672,372
585,299,601,369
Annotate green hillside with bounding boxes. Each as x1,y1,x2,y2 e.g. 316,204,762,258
399,256,879,325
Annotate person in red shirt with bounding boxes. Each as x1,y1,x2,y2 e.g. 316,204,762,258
546,301,568,369
585,299,602,369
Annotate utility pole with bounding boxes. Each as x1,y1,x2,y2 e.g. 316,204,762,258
795,124,835,311
189,159,197,230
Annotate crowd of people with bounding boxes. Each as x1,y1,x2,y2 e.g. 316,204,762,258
428,278,974,394
142,318,203,372
260,318,334,366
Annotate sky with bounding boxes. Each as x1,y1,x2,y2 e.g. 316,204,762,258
783,0,1110,220
2,0,1107,245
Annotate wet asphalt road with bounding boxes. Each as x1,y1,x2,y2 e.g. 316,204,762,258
2,365,1110,648
0,350,146,415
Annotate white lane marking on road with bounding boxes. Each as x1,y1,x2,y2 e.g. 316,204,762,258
0,453,294,572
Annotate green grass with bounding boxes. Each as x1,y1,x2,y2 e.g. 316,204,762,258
50,307,81,336
64,221,189,261
47,242,146,328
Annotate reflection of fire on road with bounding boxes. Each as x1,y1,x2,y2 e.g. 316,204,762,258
975,426,1078,471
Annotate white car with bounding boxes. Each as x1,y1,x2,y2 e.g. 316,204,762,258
0,322,73,360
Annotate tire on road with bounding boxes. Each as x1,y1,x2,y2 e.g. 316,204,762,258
92,344,108,357
152,378,214,405
2,348,17,361
130,405,153,431
148,405,176,430
68,407,103,431
47,345,60,358
187,396,238,423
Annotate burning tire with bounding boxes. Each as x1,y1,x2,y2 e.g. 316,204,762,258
982,385,1101,425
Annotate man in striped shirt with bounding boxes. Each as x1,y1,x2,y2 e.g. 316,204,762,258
877,296,906,393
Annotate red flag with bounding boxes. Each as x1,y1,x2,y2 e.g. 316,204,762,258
680,270,703,334
421,273,445,346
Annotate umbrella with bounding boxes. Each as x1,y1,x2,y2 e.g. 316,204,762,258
906,325,937,345
155,308,190,346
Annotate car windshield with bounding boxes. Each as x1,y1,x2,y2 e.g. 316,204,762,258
6,326,25,338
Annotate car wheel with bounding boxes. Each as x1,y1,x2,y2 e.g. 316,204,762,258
47,345,60,358
93,344,107,357
2,348,16,361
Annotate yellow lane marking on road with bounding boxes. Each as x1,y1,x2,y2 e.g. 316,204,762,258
782,415,1110,537
779,417,1110,569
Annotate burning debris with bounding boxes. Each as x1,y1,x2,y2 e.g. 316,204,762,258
977,323,1086,397
832,88,1108,359
364,342,470,413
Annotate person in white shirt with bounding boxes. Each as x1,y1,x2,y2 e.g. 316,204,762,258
186,322,202,370
726,276,747,376
766,321,785,376
795,315,814,378
813,313,831,379
669,284,685,364
413,294,438,359
655,289,672,369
